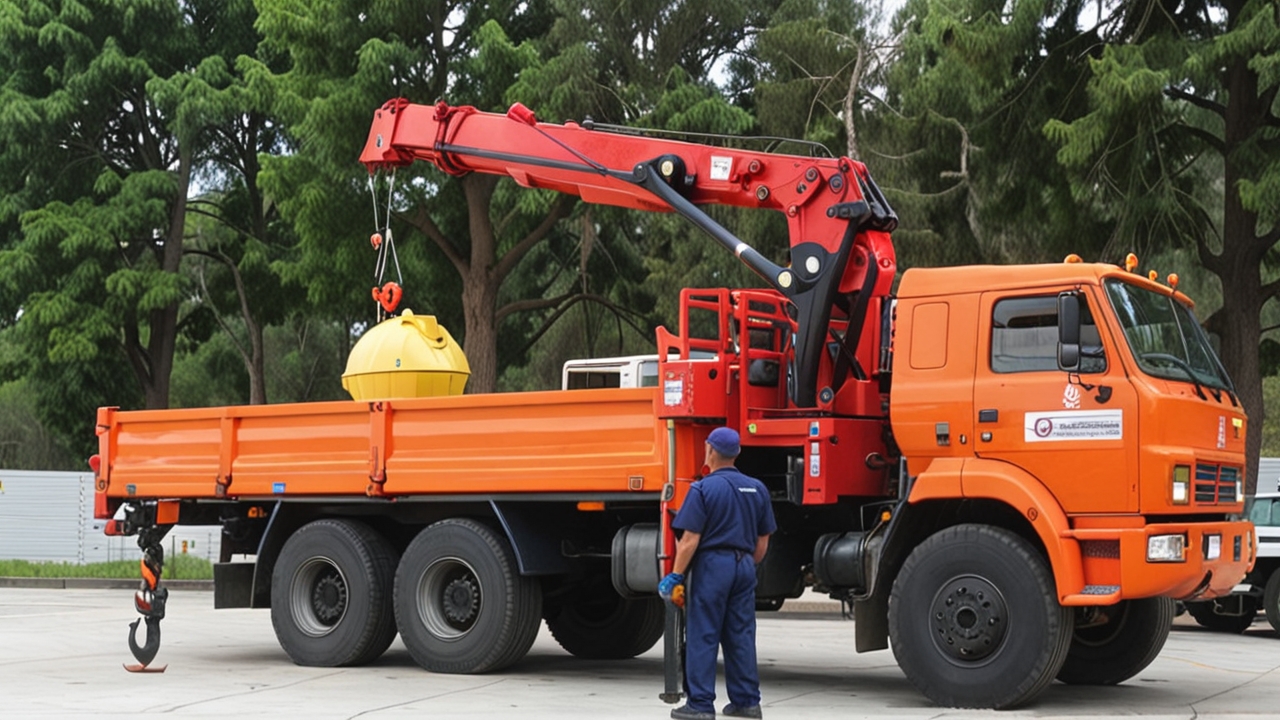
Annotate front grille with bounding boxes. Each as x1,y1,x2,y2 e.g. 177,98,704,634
1194,463,1240,504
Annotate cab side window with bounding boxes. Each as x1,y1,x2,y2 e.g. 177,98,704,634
991,296,1106,374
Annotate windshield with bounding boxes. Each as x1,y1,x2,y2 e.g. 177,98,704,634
1104,279,1232,391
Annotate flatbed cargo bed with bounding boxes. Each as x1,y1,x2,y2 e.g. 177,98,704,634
97,388,667,503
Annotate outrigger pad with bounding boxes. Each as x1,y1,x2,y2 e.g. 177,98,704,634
123,663,167,673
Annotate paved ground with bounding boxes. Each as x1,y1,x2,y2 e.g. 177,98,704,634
1,587,1277,719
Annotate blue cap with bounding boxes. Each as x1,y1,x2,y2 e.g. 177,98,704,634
706,427,741,457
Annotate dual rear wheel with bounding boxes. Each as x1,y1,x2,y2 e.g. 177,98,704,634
271,517,662,671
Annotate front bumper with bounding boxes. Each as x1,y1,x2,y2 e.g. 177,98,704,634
1065,518,1255,604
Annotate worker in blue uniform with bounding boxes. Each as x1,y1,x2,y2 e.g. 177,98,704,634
659,427,777,720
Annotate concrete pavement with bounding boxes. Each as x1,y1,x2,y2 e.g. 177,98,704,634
0,587,1277,719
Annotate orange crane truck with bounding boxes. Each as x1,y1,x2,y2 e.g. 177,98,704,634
94,99,1255,708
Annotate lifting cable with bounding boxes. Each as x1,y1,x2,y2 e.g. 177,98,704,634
368,170,403,320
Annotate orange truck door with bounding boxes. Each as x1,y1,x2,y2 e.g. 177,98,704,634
971,290,1139,514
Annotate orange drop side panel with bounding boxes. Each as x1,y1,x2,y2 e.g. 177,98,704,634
101,388,666,501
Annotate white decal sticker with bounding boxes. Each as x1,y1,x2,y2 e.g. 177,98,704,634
809,441,820,477
1217,416,1226,449
709,156,732,181
1062,383,1081,409
663,379,684,407
1024,410,1123,442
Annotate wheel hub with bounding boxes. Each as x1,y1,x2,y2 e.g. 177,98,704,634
930,576,1007,663
312,573,348,624
442,577,479,624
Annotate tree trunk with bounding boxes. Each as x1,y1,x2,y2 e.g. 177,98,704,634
141,146,193,409
1214,43,1267,495
460,175,502,393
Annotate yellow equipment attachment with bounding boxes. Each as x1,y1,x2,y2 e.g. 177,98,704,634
342,310,470,400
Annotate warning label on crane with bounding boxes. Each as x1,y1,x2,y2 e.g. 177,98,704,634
709,157,732,181
1024,409,1123,442
664,379,684,407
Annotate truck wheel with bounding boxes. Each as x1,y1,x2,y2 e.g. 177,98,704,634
270,519,398,666
1265,570,1280,634
394,518,542,673
1056,597,1174,685
888,524,1073,709
545,590,664,659
1186,597,1257,633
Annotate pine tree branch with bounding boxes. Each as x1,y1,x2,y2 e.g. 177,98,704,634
496,292,575,323
510,293,650,355
492,195,577,284
186,250,252,362
1262,275,1280,304
1170,123,1226,154
401,206,465,271
1164,87,1226,119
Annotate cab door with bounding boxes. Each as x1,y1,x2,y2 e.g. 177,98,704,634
971,290,1138,514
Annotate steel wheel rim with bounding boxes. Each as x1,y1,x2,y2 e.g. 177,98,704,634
929,574,1009,665
418,556,483,640
290,556,349,637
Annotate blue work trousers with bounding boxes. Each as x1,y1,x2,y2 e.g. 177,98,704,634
685,548,760,713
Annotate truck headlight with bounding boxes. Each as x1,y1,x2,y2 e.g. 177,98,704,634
1172,465,1190,505
1236,478,1243,503
1147,534,1186,562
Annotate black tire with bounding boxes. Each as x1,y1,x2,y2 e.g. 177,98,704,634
394,518,542,673
755,598,785,612
1187,597,1257,633
545,591,665,659
1056,597,1174,685
1265,570,1280,634
270,519,399,667
888,524,1073,709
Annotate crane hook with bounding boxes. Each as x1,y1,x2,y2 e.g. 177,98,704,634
127,616,163,668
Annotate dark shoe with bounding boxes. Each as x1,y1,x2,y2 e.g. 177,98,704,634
671,705,715,720
722,704,762,719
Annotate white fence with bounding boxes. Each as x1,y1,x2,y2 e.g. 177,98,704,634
0,471,221,564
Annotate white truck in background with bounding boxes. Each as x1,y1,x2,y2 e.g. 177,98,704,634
562,354,664,390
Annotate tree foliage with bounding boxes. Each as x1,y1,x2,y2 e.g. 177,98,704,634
1,0,1278,475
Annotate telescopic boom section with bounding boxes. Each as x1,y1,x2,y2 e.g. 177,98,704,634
360,98,898,407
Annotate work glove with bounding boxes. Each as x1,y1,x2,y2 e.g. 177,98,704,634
658,572,686,608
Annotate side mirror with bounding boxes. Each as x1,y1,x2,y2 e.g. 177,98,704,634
1058,292,1081,371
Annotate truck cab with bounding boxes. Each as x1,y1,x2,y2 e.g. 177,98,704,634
892,262,1251,604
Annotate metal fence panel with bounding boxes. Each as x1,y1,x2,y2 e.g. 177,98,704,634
0,471,221,564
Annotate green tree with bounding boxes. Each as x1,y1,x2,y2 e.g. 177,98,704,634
878,0,1121,270
0,0,289,460
507,0,785,354
1046,0,1280,492
256,1,568,394
175,0,294,405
